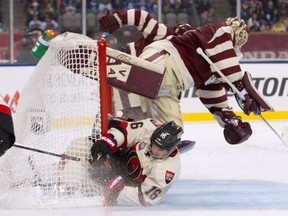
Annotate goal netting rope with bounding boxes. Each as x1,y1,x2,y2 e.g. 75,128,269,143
0,32,106,208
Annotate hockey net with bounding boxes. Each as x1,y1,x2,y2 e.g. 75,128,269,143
0,32,111,208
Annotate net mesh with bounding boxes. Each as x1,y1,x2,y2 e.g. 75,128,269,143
0,32,105,208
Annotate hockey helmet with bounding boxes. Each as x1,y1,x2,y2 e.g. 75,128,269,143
173,23,193,36
149,121,183,158
226,17,249,48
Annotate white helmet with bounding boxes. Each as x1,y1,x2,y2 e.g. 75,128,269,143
226,17,249,48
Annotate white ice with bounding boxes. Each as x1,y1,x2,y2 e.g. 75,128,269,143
1,120,288,216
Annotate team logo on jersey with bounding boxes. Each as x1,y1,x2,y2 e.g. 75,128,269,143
165,170,175,184
205,74,218,85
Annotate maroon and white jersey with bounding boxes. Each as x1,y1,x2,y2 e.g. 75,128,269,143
142,22,245,113
108,118,181,206
0,97,15,144
114,9,173,56
169,22,243,88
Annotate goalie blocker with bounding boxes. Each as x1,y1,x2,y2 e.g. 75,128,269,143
233,71,274,116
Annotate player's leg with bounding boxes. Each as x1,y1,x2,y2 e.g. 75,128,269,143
140,52,184,127
113,88,146,121
142,95,183,128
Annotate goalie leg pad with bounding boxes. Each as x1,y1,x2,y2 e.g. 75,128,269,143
242,71,274,113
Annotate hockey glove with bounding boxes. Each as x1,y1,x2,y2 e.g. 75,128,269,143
99,12,122,33
234,87,261,116
0,128,13,156
213,108,252,144
90,133,118,162
103,175,124,206
232,72,274,116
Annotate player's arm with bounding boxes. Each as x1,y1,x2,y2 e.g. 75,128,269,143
99,9,172,42
90,118,158,160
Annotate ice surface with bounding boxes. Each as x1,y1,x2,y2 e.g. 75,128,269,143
1,120,288,216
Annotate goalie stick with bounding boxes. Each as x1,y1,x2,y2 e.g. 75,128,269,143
106,47,165,75
196,47,288,146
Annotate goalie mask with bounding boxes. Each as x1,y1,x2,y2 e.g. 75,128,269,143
226,17,249,48
149,121,183,158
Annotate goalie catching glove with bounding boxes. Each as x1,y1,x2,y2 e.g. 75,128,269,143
231,71,274,116
214,108,252,144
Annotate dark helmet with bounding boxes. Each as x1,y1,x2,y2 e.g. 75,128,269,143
173,23,193,36
150,121,183,156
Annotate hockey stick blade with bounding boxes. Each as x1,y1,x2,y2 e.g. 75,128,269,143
259,115,288,146
178,140,196,154
13,143,81,161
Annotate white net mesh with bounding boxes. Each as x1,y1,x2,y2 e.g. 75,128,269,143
0,32,105,208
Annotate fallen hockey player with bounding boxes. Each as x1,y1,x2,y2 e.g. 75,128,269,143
90,117,184,206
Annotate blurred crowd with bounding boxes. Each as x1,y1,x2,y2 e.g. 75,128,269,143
20,0,288,35
20,0,288,36
242,0,288,32
21,0,217,36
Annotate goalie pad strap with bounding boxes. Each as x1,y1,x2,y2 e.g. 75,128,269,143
242,71,274,112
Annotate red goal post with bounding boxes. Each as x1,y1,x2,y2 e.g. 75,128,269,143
98,37,112,133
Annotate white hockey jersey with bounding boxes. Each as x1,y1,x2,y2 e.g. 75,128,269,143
108,118,181,206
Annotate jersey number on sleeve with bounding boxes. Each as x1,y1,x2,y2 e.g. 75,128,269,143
130,122,144,129
145,186,161,200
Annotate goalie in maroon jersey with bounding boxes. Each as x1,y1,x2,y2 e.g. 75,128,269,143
0,97,15,156
90,118,183,206
100,10,273,145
